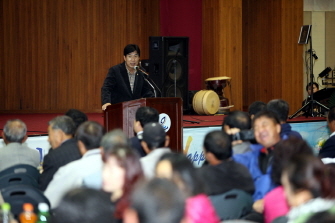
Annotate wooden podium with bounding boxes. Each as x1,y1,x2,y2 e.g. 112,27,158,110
104,97,183,152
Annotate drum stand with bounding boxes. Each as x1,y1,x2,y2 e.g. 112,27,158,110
289,35,329,119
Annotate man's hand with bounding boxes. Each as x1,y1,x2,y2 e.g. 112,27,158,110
102,103,111,111
226,127,243,146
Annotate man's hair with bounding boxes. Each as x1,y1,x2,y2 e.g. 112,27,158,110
51,188,115,223
252,110,280,127
49,116,76,135
248,101,267,116
203,130,232,160
100,129,130,154
65,109,88,130
222,110,251,130
3,119,27,143
306,82,319,91
124,44,140,57
135,106,159,128
75,121,105,150
266,99,289,122
328,107,335,123
130,178,185,223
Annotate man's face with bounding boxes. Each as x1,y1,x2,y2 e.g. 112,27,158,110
124,51,139,69
47,125,63,149
254,116,281,148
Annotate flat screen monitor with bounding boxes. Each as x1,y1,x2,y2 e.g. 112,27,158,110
298,25,311,44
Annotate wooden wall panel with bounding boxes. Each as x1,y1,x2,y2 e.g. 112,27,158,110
242,0,303,113
0,0,160,113
202,0,243,111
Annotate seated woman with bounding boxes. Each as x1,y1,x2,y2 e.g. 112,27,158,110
102,146,144,222
302,82,322,116
273,155,335,223
155,153,220,223
263,137,314,223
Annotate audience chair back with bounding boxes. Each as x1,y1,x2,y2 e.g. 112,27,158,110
1,184,50,219
0,173,39,189
0,164,40,181
209,189,253,220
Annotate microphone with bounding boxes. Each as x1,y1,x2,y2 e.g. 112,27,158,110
318,67,332,78
134,66,149,76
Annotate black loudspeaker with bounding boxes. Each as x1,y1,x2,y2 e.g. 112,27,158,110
149,36,189,111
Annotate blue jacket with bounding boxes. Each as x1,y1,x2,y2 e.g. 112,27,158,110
281,123,302,139
233,149,276,201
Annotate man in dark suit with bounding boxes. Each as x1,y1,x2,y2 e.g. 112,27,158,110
39,116,82,191
101,44,155,110
319,107,335,158
130,106,159,157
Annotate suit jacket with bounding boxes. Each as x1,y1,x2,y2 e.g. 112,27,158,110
39,138,82,191
0,142,40,172
130,134,146,157
319,135,335,158
101,62,155,105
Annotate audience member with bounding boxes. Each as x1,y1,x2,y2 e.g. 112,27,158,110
44,121,105,208
0,119,40,172
267,99,302,139
39,116,82,191
140,122,170,179
248,101,266,120
51,188,115,223
319,107,335,158
65,108,88,130
198,130,254,196
102,146,143,221
222,110,253,154
130,106,159,157
234,110,282,201
263,137,314,223
83,129,130,189
273,155,335,223
124,178,186,223
156,153,220,223
302,82,322,117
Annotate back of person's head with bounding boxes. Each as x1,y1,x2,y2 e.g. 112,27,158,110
101,129,130,154
124,44,141,57
75,121,105,150
51,188,115,223
157,153,204,197
271,137,314,185
65,109,88,130
253,110,280,127
203,130,232,160
267,99,289,122
328,107,335,123
283,155,335,199
49,115,76,135
128,178,185,223
248,101,266,117
222,110,251,130
142,122,166,150
103,146,143,219
135,107,159,127
3,119,27,143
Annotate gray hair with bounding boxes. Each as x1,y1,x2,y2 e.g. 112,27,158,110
49,116,76,135
4,119,27,143
100,129,129,154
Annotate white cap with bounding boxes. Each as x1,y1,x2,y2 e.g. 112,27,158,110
38,203,49,212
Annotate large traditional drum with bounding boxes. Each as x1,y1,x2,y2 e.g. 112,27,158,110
192,90,220,115
205,76,233,113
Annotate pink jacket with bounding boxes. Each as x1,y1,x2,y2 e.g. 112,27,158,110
263,186,290,223
185,194,220,223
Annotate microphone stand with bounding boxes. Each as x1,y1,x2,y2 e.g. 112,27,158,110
136,67,162,97
172,48,180,97
289,35,329,118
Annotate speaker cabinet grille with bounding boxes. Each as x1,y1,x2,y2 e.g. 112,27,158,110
149,36,189,111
